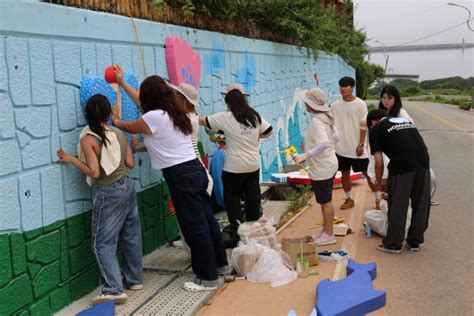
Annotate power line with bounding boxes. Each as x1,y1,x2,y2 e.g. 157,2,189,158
391,21,468,47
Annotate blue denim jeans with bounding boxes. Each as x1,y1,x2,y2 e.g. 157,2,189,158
91,175,143,295
163,159,228,281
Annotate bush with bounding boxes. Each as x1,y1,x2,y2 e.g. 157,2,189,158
413,95,471,111
288,185,312,212
400,85,422,97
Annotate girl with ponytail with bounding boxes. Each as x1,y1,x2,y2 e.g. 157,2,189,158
57,93,143,306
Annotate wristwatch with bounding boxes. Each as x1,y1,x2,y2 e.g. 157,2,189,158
358,143,364,147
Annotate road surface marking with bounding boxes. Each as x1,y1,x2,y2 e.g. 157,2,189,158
415,105,471,135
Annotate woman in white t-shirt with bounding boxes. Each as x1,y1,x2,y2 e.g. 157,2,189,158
293,88,339,246
112,67,228,292
369,85,414,205
378,85,413,122
199,83,273,245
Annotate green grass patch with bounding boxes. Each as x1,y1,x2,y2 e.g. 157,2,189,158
410,95,472,111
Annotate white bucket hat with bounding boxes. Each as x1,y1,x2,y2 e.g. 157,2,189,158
297,88,330,112
170,83,199,108
220,83,250,96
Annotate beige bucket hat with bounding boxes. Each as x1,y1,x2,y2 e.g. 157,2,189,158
220,83,250,96
170,83,199,107
296,88,330,112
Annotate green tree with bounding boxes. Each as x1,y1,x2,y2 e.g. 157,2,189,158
154,0,383,97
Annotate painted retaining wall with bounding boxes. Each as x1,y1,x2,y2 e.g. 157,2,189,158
0,1,354,314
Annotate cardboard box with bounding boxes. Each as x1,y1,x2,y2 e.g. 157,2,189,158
281,236,319,268
333,223,350,236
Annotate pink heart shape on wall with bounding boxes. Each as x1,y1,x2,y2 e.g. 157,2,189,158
165,36,201,89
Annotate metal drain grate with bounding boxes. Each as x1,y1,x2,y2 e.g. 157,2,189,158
132,275,223,316
262,200,290,220
143,245,192,271
117,272,176,315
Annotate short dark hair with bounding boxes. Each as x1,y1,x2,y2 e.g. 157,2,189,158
366,109,387,129
339,76,355,87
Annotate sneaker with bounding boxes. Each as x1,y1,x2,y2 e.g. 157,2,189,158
184,280,218,292
315,232,337,246
405,243,420,252
126,284,144,291
376,244,402,254
217,264,233,275
172,239,184,247
92,292,127,305
340,198,355,210
312,229,325,241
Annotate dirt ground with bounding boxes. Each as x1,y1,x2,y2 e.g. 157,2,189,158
197,180,389,316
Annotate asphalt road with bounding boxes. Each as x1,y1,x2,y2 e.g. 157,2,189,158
364,100,474,315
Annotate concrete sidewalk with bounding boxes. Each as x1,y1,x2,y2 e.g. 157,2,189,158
58,179,391,315
197,180,377,316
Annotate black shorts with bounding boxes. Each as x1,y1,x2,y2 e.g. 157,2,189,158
336,154,369,172
311,177,334,204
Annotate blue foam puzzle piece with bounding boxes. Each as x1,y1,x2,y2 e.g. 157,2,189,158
346,258,377,281
79,76,117,111
77,301,115,316
316,270,386,316
79,73,140,142
120,73,140,122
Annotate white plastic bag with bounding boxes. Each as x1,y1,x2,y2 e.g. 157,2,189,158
244,241,297,287
364,200,412,237
231,241,262,277
237,216,280,249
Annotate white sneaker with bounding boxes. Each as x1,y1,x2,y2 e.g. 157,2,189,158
315,232,337,246
126,284,143,291
312,229,325,240
183,281,217,292
172,239,184,247
92,292,127,305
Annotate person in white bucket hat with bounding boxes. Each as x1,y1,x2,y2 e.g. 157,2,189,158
294,88,340,246
170,83,200,142
220,83,250,96
199,83,272,247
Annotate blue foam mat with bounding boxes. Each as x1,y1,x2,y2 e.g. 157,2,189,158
77,301,115,316
346,258,377,281
316,268,386,315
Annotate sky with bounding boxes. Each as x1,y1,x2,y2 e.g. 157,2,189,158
354,0,473,47
353,0,473,80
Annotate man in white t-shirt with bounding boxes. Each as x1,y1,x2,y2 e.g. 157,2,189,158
331,76,376,209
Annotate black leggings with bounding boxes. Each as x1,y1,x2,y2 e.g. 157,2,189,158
222,169,261,227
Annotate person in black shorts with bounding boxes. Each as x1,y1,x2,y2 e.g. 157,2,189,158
331,77,376,209
294,88,339,245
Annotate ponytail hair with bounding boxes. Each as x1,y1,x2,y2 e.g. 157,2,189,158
85,94,112,147
224,90,261,128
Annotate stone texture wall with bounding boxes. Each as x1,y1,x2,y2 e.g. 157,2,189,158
0,183,177,315
0,1,353,314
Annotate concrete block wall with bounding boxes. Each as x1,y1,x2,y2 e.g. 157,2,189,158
0,1,353,314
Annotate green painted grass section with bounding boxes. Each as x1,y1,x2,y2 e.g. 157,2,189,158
0,181,179,315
